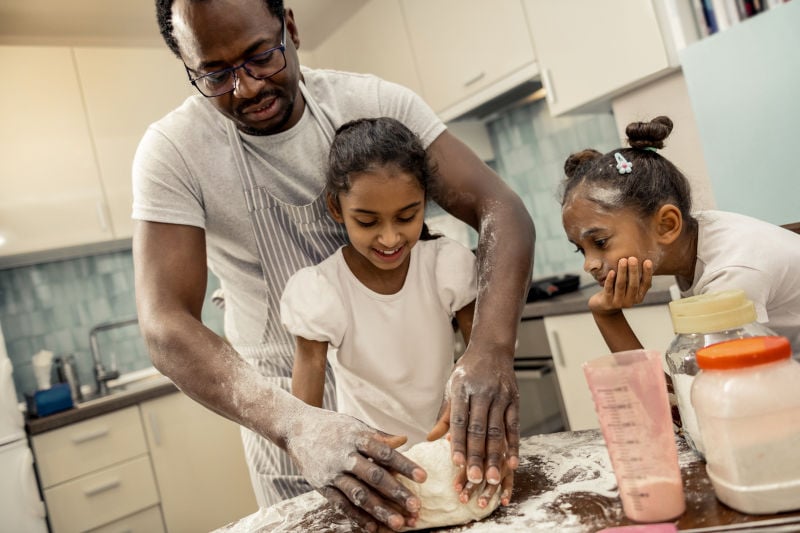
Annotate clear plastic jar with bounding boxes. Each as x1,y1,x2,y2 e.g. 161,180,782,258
692,336,800,514
665,290,775,456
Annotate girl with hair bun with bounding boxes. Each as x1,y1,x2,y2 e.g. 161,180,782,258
560,116,800,354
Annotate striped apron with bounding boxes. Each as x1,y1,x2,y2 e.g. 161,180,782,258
224,82,347,507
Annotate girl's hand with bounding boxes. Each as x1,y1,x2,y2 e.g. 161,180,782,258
285,405,425,532
588,257,653,314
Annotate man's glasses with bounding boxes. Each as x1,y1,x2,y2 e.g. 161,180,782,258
185,17,286,97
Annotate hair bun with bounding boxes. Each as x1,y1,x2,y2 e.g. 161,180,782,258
626,116,673,150
564,149,603,178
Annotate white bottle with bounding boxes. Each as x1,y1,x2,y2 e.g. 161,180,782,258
664,290,775,456
692,336,800,514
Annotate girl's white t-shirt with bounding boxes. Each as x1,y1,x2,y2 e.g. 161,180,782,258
280,237,477,447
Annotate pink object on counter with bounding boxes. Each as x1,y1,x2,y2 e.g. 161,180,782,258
597,524,678,533
584,349,686,523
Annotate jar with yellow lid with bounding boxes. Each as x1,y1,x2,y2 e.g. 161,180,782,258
665,290,776,456
692,336,800,514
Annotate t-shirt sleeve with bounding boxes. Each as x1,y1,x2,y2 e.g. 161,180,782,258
376,78,446,149
434,238,478,315
131,124,206,229
280,267,347,346
696,267,772,323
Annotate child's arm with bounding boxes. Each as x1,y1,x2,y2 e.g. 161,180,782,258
589,257,652,352
454,300,476,346
291,336,329,408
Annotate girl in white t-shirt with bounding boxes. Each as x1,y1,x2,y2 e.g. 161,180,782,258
280,117,477,450
560,115,800,353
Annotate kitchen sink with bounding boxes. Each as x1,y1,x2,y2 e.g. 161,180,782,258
75,367,168,409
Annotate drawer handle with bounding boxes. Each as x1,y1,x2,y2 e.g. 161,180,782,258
463,71,485,87
541,66,556,105
83,478,121,497
550,330,566,368
71,427,110,444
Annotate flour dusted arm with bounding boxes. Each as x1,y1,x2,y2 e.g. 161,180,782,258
426,131,535,492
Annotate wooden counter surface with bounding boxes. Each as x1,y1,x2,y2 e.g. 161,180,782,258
216,430,800,532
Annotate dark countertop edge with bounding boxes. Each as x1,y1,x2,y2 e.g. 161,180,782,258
522,278,674,320
26,380,179,435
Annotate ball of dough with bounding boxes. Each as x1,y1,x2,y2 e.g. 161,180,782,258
396,439,501,531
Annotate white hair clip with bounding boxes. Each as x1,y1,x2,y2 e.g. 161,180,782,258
615,152,632,174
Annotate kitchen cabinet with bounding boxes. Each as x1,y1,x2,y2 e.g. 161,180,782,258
30,406,163,533
0,46,110,257
544,305,674,430
0,45,191,259
31,392,257,532
140,392,257,533
522,0,679,116
402,0,538,120
72,47,193,240
308,0,423,97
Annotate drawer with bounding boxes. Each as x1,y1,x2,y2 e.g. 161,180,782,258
32,406,148,488
45,455,160,533
88,505,165,533
516,318,551,358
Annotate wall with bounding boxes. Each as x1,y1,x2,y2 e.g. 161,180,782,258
611,71,715,212
0,251,223,401
486,99,621,279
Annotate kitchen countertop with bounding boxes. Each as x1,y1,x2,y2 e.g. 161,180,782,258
522,276,674,320
26,373,178,435
215,430,800,532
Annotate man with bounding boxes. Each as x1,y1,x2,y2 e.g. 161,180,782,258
133,0,535,531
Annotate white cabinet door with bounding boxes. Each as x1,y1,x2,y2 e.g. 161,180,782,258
73,47,193,240
522,0,674,116
308,0,423,97
0,46,110,256
544,305,674,430
402,0,537,118
140,393,258,533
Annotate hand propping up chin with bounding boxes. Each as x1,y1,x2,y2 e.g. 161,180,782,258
589,257,654,314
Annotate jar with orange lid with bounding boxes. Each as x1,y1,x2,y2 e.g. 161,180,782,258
665,289,776,456
692,336,800,514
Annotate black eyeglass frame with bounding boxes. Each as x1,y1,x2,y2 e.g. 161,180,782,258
184,16,287,97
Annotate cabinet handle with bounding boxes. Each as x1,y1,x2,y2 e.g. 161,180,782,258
149,412,161,446
463,71,485,87
541,66,557,105
96,201,109,233
550,330,566,368
83,478,121,497
71,426,110,444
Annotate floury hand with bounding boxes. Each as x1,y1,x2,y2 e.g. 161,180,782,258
284,403,427,532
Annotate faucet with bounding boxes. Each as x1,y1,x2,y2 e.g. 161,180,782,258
89,317,138,397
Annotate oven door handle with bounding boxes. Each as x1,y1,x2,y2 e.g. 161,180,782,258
514,359,554,379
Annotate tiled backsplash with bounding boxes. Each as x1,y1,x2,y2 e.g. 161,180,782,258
0,250,222,401
487,99,621,279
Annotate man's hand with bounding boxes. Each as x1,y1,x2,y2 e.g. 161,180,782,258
589,257,654,315
428,345,520,492
285,406,426,532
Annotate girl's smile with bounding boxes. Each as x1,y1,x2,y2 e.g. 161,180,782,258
330,165,426,291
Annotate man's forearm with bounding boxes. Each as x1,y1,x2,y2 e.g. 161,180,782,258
469,198,535,353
